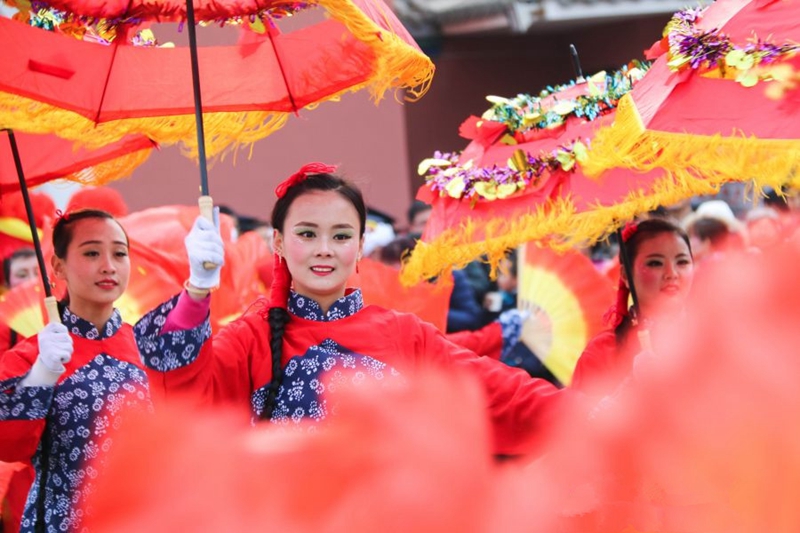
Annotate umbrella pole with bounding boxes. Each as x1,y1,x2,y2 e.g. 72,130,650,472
185,0,217,269
569,44,586,82
3,129,60,324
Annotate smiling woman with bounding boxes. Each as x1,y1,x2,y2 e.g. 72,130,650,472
0,209,208,533
134,163,572,459
571,218,694,398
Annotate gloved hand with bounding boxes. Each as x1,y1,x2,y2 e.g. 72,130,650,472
185,212,225,290
20,322,73,388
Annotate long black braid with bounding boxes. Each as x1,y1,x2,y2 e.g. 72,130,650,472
261,307,290,420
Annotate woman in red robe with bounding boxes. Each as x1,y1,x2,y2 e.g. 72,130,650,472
0,210,206,533
137,164,568,457
571,218,695,399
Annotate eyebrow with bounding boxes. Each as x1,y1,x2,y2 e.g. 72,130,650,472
78,240,129,247
293,222,356,229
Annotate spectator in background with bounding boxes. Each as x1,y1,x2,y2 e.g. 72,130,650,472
379,235,484,332
685,216,742,265
406,199,431,238
363,208,397,260
4,247,38,290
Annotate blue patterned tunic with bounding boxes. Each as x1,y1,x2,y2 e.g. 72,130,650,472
0,302,208,533
256,292,402,426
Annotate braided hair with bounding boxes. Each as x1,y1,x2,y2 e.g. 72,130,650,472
260,171,366,420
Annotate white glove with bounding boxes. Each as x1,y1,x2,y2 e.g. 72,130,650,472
185,212,225,290
20,322,73,388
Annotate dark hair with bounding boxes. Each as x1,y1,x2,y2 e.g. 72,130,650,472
689,217,730,247
53,209,128,260
3,247,36,287
502,249,517,279
379,235,417,265
407,199,431,226
622,218,691,267
271,173,366,236
261,173,366,420
764,187,790,212
615,218,692,342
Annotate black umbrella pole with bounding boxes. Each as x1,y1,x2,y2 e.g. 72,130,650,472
185,0,217,270
5,129,61,324
569,44,585,82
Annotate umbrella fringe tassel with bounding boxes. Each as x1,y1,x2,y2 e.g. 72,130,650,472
317,0,435,102
583,94,800,195
399,152,798,286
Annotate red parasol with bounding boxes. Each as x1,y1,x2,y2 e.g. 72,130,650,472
401,63,665,285
0,1,433,161
0,0,433,256
584,0,800,193
0,130,154,193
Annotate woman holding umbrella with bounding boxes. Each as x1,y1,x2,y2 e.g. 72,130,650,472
0,209,209,533
571,218,695,398
137,163,566,457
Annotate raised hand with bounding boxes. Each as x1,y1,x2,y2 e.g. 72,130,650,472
518,299,553,359
185,212,225,291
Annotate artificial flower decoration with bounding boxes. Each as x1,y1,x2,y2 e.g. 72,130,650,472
477,63,647,136
657,5,800,87
419,140,589,203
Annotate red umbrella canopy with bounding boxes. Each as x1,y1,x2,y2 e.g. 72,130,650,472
0,0,434,158
584,0,800,192
0,131,154,194
401,63,665,285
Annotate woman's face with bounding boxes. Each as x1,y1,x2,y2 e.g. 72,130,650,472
52,218,130,317
628,232,694,318
7,254,39,288
273,190,363,312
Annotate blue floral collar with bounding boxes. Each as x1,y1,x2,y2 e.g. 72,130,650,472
288,289,364,322
60,306,123,340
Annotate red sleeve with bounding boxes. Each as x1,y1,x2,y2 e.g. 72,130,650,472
0,337,49,462
446,322,503,360
148,314,267,408
571,330,632,398
413,318,564,456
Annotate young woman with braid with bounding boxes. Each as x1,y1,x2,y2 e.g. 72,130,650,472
571,218,695,399
140,163,566,457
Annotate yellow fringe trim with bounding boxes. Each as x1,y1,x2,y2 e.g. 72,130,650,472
315,0,435,102
400,91,800,286
399,165,797,286
582,93,800,188
0,3,433,160
61,146,153,187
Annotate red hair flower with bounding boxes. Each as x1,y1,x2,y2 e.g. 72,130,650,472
274,162,338,199
621,221,639,242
